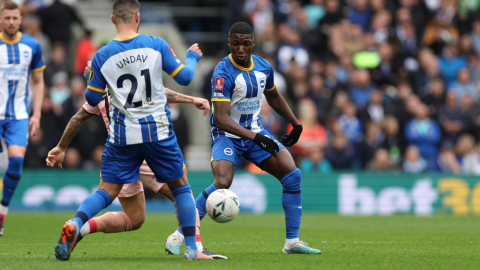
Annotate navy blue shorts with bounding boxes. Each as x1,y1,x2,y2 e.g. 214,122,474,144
101,134,185,184
0,119,29,151
211,129,284,169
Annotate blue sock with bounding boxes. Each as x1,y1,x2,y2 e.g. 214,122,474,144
177,184,218,235
281,169,302,239
72,189,113,227
1,157,24,207
171,184,197,250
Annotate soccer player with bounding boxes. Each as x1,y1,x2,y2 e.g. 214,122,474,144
46,66,226,259
54,0,211,261
0,1,45,236
166,22,321,254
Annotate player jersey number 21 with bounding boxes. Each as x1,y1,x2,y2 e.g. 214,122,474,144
117,69,152,109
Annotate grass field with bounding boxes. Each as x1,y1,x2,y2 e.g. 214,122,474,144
0,213,479,269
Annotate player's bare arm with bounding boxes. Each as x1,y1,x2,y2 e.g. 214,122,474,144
165,88,210,116
29,70,44,137
46,109,94,168
263,87,303,146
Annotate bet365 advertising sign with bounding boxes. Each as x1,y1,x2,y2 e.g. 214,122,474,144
1,170,479,216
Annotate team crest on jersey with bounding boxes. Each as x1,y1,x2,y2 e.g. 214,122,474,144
168,46,177,58
259,79,266,90
88,70,94,82
23,51,29,58
215,78,224,90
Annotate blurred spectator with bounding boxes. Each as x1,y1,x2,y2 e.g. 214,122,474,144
359,89,385,124
304,0,325,30
405,103,441,167
433,142,461,173
64,147,82,169
422,76,445,115
450,68,477,102
23,129,47,168
74,29,97,75
22,15,50,61
62,76,86,125
402,145,428,173
339,102,363,144
299,147,332,173
260,99,281,137
370,42,404,87
277,26,309,74
437,91,465,144
169,103,190,154
471,17,480,54
326,134,355,170
40,0,84,47
381,115,405,167
50,71,70,105
288,99,327,156
367,148,392,171
357,123,383,169
44,43,70,87
438,43,468,88
346,0,373,32
351,69,375,108
410,49,440,95
463,142,480,175
456,133,475,165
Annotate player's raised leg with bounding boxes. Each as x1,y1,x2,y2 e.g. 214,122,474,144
261,148,321,254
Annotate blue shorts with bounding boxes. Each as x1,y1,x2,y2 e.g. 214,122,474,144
211,130,285,170
0,119,29,152
101,134,186,184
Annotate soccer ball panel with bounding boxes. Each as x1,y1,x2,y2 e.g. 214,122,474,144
206,189,240,223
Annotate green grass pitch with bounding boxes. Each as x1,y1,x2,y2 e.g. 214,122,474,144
0,213,479,269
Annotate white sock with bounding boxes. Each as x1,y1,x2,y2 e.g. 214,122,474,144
0,205,8,215
285,238,299,248
80,222,91,237
174,229,184,239
196,241,204,251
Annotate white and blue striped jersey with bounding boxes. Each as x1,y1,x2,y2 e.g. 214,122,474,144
87,34,187,145
0,32,45,121
210,54,275,139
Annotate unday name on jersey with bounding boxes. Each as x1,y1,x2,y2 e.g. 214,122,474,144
210,54,275,139
87,34,187,145
0,32,45,121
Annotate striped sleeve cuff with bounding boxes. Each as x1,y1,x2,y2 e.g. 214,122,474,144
169,64,185,78
211,98,231,102
32,65,46,72
87,85,105,93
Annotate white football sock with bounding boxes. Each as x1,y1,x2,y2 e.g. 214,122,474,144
80,222,91,237
285,238,299,248
196,241,204,251
0,204,8,215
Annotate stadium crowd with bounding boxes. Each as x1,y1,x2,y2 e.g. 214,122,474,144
6,0,480,175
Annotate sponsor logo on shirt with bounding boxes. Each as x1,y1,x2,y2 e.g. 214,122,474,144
215,77,224,91
214,92,224,97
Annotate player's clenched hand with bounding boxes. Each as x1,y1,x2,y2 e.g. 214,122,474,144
253,133,279,157
46,146,66,169
29,114,40,137
188,43,203,58
192,97,210,116
280,124,303,147
83,61,92,77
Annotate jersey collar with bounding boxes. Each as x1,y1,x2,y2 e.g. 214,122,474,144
114,33,139,41
0,32,22,44
229,54,254,71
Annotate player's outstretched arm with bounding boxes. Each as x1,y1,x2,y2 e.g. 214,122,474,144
214,101,279,156
264,87,303,147
29,70,44,137
165,44,202,86
164,88,210,116
46,109,94,168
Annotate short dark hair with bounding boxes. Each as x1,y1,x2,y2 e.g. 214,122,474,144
229,22,254,37
2,1,20,12
112,0,140,22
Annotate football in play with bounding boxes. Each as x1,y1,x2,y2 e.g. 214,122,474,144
206,189,240,223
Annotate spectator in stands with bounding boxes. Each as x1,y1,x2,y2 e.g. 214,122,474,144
359,89,385,124
471,17,480,54
367,148,393,171
326,134,355,170
402,145,428,173
61,76,86,126
64,147,82,169
382,115,404,167
433,142,461,173
339,102,363,145
40,0,84,47
299,147,332,173
44,43,70,87
23,15,50,61
456,133,476,165
346,0,373,32
351,69,375,109
450,68,477,102
277,27,309,74
422,76,445,116
405,103,441,167
49,71,70,106
357,123,383,169
410,49,440,95
438,42,468,88
74,29,97,75
462,142,480,175
304,0,325,30
437,91,465,145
